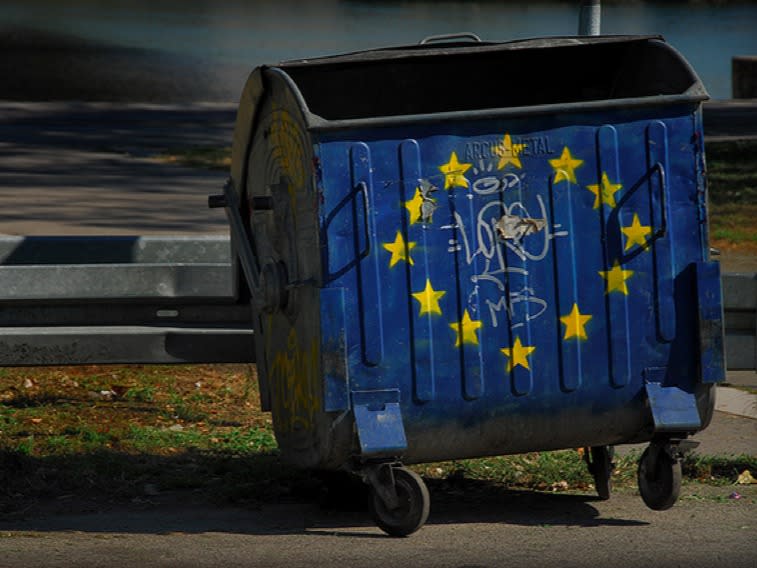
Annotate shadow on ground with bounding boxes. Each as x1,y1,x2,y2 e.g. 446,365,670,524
0,449,648,536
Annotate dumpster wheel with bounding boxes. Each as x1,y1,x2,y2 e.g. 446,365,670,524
638,444,682,511
368,465,430,537
584,445,615,500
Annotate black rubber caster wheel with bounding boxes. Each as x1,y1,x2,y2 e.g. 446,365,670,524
585,446,614,500
370,467,430,537
638,445,682,511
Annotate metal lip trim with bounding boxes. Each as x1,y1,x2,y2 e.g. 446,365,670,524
305,93,709,132
278,34,664,67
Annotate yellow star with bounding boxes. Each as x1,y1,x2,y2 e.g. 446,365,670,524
404,188,425,225
500,336,536,371
449,309,482,347
560,303,593,340
382,230,416,268
495,133,526,170
586,172,623,209
549,146,584,184
599,260,634,295
621,213,652,251
411,279,446,317
439,152,472,190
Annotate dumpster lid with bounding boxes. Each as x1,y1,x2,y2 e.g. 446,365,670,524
279,34,664,66
267,35,707,129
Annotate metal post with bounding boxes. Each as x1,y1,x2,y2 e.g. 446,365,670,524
578,0,601,36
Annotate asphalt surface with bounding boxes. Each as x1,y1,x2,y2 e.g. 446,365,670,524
1,484,755,568
0,102,234,235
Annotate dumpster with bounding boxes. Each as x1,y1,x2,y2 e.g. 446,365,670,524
212,34,725,535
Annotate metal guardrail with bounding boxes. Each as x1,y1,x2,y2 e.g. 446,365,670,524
0,236,254,365
0,236,753,370
723,273,757,371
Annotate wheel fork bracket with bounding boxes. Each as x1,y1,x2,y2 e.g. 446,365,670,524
364,463,401,510
649,438,700,462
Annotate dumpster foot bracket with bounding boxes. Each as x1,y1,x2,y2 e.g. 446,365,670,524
352,390,408,456
643,377,702,433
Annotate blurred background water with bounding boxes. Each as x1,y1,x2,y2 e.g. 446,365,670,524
1,0,755,101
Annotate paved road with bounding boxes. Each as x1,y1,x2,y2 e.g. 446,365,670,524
1,484,755,568
0,102,235,235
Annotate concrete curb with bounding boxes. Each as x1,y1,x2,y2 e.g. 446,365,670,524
716,386,757,420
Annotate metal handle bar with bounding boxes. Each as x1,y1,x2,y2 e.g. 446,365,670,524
419,32,482,45
211,178,262,293
355,181,372,257
650,161,668,239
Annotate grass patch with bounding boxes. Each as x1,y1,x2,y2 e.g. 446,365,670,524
706,139,757,251
412,450,757,494
0,364,285,512
706,140,757,206
414,451,599,492
1,365,755,515
682,453,757,485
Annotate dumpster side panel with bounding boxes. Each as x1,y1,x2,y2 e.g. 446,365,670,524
242,72,360,469
316,102,714,464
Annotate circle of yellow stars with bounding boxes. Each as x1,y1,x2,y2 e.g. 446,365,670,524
376,138,658,378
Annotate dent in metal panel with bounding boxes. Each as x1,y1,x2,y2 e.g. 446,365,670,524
460,183,485,401
443,174,484,402
597,125,632,387
548,174,582,392
401,139,437,402
646,121,676,343
349,143,384,366
499,175,534,397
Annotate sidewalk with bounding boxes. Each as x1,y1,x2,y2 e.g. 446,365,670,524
690,383,755,457
695,370,756,457
0,102,235,235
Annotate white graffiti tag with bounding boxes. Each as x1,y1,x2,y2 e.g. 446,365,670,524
485,287,549,330
444,194,567,283
441,174,567,329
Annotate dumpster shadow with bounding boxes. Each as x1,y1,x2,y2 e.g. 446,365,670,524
0,451,647,536
427,483,648,529
308,478,648,537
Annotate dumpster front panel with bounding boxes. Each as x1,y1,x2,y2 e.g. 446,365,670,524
316,102,710,462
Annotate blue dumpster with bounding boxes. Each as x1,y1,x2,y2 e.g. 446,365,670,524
214,35,725,535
